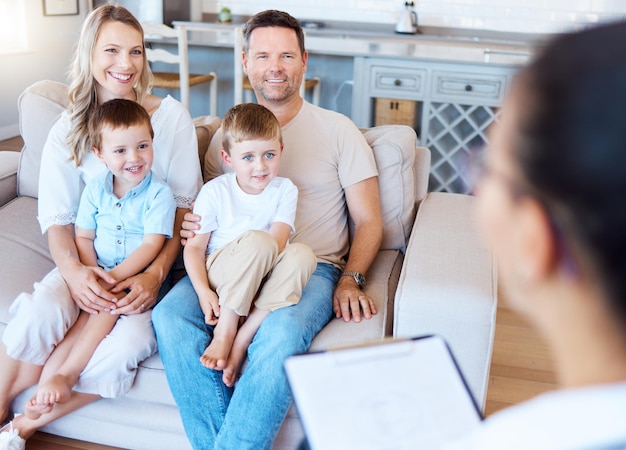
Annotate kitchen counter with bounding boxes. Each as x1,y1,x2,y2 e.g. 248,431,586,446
171,16,545,66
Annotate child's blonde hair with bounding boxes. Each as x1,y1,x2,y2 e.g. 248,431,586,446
221,103,282,155
66,5,152,166
89,99,153,152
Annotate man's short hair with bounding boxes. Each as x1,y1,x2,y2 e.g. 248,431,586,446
242,10,305,56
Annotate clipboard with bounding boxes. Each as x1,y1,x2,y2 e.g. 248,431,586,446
284,335,482,450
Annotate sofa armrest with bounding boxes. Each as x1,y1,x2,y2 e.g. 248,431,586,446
0,152,20,208
393,192,498,410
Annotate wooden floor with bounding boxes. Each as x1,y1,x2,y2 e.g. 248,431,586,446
484,286,558,416
22,289,558,450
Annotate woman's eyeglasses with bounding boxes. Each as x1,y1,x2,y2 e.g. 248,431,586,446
464,145,529,200
466,144,579,277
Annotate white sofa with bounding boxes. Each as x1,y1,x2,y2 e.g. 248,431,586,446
0,80,497,449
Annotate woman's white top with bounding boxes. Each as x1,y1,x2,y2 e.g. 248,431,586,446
444,382,626,450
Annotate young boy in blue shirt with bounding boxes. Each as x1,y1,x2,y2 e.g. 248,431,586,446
25,99,176,419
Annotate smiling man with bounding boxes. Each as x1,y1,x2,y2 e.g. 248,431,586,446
153,10,383,450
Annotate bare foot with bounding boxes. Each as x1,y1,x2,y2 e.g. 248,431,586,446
200,333,236,370
24,374,72,419
200,308,240,371
222,338,248,387
24,399,53,420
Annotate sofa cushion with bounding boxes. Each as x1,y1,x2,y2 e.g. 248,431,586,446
0,197,54,326
18,80,69,198
309,249,402,351
360,126,427,253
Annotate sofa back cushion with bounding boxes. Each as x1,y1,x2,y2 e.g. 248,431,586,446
360,125,430,253
18,80,69,198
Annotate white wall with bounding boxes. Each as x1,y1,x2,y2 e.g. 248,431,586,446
204,0,625,34
0,1,89,140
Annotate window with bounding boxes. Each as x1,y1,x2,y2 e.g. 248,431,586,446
0,0,27,55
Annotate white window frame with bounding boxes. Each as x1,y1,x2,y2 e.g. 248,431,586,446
0,0,28,55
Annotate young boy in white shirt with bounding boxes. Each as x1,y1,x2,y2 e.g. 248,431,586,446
184,103,316,387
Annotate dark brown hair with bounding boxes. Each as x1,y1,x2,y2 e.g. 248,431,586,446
88,99,153,151
512,20,626,324
242,10,305,56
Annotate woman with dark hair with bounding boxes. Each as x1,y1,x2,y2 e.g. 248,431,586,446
446,21,626,449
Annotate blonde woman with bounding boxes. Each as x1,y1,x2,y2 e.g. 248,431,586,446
0,5,201,446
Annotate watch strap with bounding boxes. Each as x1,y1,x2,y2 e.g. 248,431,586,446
340,271,366,288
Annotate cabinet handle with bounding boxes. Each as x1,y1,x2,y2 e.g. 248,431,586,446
394,79,401,86
465,84,473,92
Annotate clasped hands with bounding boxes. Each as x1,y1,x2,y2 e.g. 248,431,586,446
66,262,158,315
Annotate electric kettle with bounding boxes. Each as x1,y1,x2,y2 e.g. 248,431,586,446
395,1,418,34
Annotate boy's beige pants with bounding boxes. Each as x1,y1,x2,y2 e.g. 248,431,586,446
205,230,317,316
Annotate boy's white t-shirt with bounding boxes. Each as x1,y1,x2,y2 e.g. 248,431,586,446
193,172,298,255
204,101,378,268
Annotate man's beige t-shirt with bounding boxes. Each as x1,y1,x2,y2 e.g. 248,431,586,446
204,101,378,268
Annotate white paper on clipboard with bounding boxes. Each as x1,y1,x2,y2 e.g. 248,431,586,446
284,335,482,450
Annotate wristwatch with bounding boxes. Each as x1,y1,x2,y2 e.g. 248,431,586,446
341,271,366,289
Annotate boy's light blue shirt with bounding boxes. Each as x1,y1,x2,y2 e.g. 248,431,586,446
75,170,176,270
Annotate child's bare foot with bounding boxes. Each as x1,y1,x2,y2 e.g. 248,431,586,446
222,338,248,387
24,399,53,420
24,373,72,419
36,374,72,405
200,333,236,370
200,308,240,370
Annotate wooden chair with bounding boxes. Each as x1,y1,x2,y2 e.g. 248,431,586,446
143,23,218,115
233,27,321,106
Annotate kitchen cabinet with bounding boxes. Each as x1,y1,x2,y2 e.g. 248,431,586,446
353,57,518,193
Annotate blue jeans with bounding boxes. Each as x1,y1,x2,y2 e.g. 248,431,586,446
153,263,340,450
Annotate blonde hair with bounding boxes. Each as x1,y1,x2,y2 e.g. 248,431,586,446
66,5,152,166
221,103,282,155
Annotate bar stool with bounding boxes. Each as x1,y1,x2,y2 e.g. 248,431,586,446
143,23,218,115
233,27,321,106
